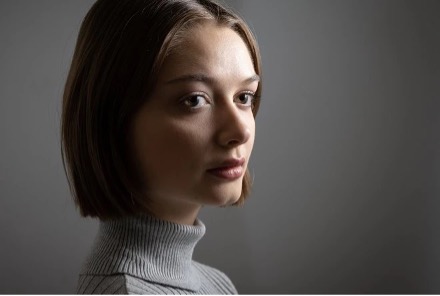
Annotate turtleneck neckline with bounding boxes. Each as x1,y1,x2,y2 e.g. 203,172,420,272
81,214,206,291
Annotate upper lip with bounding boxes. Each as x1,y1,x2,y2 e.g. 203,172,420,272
208,157,245,170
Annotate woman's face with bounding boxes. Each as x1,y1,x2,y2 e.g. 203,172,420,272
131,21,258,224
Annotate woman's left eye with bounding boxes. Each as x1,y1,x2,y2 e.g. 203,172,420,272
235,92,255,107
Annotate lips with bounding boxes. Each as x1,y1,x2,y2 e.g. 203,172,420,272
207,158,245,180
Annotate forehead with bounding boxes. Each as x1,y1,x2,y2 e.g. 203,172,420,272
157,22,256,83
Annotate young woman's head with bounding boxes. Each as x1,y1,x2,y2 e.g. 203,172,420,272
61,0,262,222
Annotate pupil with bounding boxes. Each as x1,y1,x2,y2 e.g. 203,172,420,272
189,96,199,106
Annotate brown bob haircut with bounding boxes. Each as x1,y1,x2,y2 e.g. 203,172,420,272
61,0,262,220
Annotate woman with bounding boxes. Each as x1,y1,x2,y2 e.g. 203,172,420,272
61,0,262,294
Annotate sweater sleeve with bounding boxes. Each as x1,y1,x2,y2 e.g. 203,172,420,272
77,274,128,294
193,262,238,295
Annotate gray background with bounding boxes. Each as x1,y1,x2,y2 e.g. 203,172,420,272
0,0,439,293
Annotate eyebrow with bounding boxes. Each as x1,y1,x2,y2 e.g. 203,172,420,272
166,73,260,85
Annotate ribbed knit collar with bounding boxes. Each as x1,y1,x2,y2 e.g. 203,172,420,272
81,214,206,292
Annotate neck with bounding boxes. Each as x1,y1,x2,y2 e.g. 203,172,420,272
147,198,202,225
81,213,206,291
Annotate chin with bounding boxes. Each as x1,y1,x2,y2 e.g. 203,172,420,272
219,195,240,207
202,184,242,206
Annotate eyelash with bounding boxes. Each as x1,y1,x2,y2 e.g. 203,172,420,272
180,91,257,110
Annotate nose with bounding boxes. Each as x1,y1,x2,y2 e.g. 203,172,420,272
215,101,252,148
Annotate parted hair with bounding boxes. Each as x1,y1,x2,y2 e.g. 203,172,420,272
61,0,262,220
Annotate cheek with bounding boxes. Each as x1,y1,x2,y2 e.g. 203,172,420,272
133,115,210,183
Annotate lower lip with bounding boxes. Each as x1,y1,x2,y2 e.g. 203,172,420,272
207,165,243,180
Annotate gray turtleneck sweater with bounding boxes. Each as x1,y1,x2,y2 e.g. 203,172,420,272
76,214,237,294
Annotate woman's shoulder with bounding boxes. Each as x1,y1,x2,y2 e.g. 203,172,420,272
77,273,173,295
77,274,128,294
77,268,237,295
192,261,238,294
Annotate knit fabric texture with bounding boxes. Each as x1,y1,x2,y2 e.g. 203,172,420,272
76,214,237,294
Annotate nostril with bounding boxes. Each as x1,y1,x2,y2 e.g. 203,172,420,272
222,126,251,147
226,139,240,147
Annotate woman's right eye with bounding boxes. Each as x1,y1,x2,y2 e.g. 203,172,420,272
181,94,209,109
